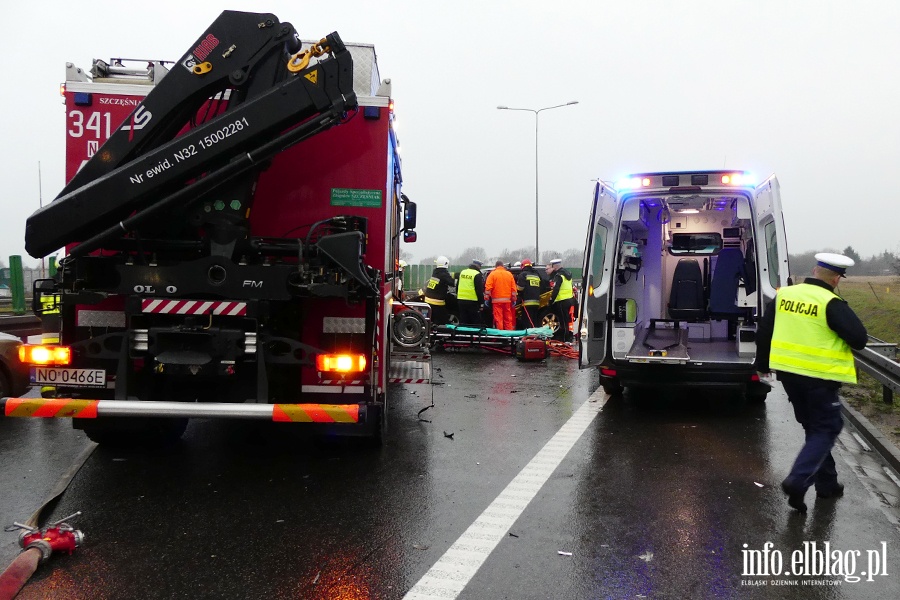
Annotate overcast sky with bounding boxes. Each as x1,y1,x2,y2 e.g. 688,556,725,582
2,0,898,267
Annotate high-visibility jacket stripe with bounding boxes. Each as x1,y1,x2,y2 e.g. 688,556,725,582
272,404,359,423
5,398,99,418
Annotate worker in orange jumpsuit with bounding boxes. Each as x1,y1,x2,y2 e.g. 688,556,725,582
484,260,517,330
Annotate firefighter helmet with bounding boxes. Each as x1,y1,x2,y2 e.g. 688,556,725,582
399,260,408,269
521,259,533,267
435,256,450,269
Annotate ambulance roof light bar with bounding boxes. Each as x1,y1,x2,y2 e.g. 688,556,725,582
615,171,757,191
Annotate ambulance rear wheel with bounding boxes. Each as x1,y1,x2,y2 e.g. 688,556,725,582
747,387,769,404
602,380,624,397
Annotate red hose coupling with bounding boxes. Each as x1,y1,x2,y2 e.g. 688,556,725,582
14,512,84,564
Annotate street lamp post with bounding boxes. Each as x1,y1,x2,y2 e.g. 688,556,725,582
497,101,578,263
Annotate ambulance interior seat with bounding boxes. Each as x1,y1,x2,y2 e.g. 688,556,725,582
709,247,749,319
668,258,706,321
743,240,758,296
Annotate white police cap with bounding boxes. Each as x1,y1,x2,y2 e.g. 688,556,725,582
815,252,854,277
549,258,562,266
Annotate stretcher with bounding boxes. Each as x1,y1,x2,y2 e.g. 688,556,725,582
431,324,555,353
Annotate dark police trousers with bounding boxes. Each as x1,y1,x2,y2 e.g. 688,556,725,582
782,378,843,493
458,300,483,326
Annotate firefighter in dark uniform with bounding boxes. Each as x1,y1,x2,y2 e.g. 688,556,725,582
756,253,868,512
424,255,455,326
516,259,542,329
457,259,485,326
547,258,576,341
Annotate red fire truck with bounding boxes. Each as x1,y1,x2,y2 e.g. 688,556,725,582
5,10,421,444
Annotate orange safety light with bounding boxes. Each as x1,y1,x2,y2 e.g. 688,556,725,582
641,177,651,187
315,353,367,373
19,345,72,366
721,175,731,184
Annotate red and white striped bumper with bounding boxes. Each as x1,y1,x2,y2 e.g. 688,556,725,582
141,299,248,316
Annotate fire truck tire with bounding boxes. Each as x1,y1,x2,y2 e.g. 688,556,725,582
0,369,9,399
79,417,189,447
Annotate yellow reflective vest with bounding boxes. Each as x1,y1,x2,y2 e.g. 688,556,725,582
457,268,480,301
554,273,574,303
769,283,856,383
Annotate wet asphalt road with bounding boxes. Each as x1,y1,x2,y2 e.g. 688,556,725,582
3,350,900,599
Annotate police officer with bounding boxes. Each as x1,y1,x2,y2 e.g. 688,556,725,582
424,255,455,326
516,259,542,328
457,259,485,326
756,253,868,512
547,258,576,341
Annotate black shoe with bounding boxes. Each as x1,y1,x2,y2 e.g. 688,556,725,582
781,480,808,512
816,483,844,499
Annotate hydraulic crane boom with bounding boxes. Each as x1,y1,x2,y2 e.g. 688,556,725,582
25,10,356,258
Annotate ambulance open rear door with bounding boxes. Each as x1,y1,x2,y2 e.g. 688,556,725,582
579,182,619,368
753,175,790,313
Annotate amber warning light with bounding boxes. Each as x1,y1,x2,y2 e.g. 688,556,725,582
316,354,367,373
20,345,72,366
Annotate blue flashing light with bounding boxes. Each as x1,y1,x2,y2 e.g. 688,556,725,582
722,172,757,186
735,172,757,186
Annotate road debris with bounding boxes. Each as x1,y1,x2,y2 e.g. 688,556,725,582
558,551,573,556
443,431,454,439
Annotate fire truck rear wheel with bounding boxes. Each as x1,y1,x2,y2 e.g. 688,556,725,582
0,370,9,398
79,417,189,447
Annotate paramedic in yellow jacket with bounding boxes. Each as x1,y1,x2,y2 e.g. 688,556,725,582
756,253,868,513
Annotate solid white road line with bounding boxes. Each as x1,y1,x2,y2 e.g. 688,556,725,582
403,388,608,599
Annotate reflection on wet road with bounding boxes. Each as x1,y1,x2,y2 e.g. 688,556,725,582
2,351,899,599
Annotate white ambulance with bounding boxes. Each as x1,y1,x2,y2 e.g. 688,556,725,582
578,170,789,401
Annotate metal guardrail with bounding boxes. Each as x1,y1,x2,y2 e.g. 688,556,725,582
853,336,900,404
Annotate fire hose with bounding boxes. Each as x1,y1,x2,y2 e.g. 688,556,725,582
0,513,84,600
0,442,95,600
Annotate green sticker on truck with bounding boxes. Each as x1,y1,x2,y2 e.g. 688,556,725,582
330,188,382,207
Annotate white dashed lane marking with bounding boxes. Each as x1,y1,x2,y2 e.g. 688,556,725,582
403,389,608,600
